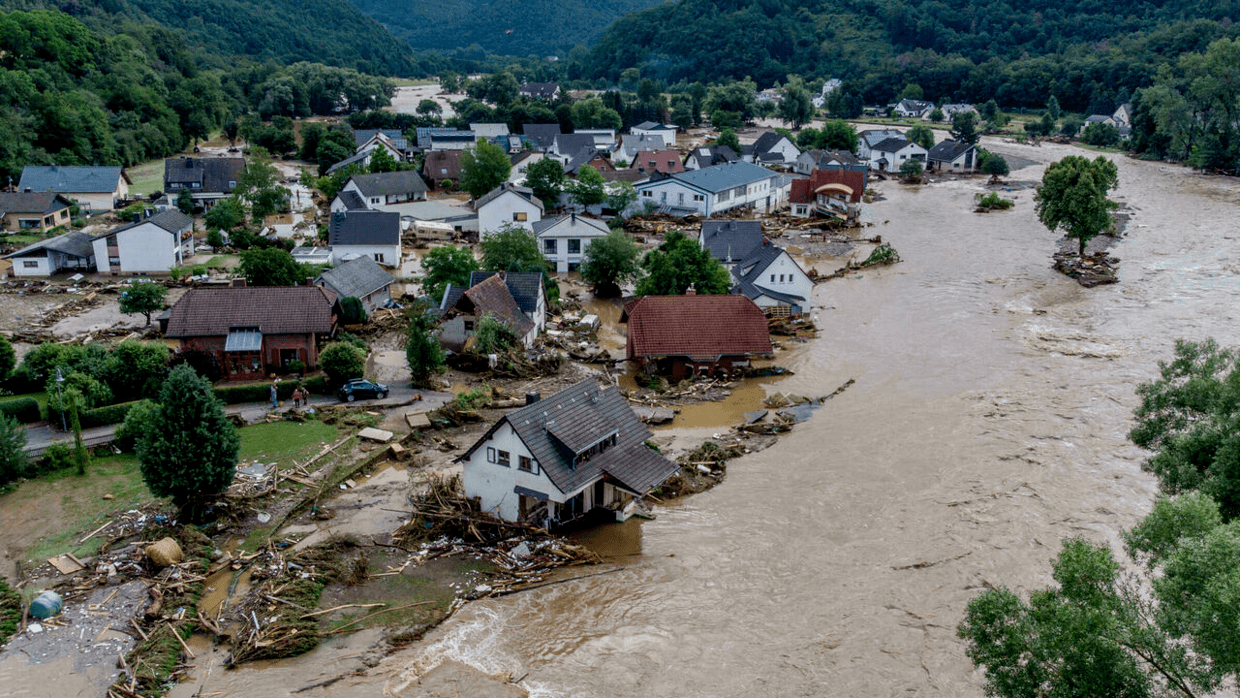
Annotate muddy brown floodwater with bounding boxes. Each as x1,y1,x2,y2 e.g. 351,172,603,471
156,141,1240,697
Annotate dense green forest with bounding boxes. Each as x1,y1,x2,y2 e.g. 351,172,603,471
0,8,403,183
573,0,1240,113
347,0,663,58
0,0,429,75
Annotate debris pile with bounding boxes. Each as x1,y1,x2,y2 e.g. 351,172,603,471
1053,250,1119,287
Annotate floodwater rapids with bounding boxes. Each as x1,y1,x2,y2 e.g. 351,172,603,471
176,140,1240,697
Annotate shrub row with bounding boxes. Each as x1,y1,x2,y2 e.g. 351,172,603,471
47,400,141,429
0,397,41,423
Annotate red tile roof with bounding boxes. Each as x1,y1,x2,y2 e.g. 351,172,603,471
790,178,813,205
805,169,866,203
624,295,772,361
165,286,336,338
633,150,685,174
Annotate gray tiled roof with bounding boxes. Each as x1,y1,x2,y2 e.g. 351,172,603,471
19,166,124,194
926,140,974,162
326,150,371,175
522,124,563,151
870,137,916,153
859,129,904,148
461,379,678,496
700,220,763,262
731,244,806,303
95,210,193,241
531,214,610,237
316,256,393,300
475,183,543,211
164,157,245,194
0,192,71,215
348,171,428,198
3,231,95,260
335,190,367,210
553,134,594,156
655,161,776,194
328,210,400,246
353,129,404,147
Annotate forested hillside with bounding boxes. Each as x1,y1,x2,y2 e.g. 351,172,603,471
348,0,664,57
0,0,428,75
576,0,1240,112
0,8,409,183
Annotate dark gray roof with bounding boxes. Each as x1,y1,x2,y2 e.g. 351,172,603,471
633,121,675,132
869,137,916,153
4,231,95,260
806,149,860,166
751,131,789,155
522,124,563,151
94,209,193,241
19,166,125,194
732,274,804,307
731,244,806,303
0,192,71,215
439,283,465,311
416,127,457,147
468,270,543,316
927,140,974,162
519,82,560,99
690,145,739,167
353,129,404,147
316,255,393,300
164,157,245,194
460,379,678,496
328,210,401,246
860,129,904,148
335,190,367,210
700,220,763,263
531,214,610,237
326,150,371,174
475,183,543,211
348,171,428,198
563,146,600,174
553,134,594,155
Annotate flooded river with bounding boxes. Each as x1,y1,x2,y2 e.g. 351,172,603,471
166,142,1240,696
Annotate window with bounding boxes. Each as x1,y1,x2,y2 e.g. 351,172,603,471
513,212,528,222
497,450,510,467
519,455,534,473
108,257,120,266
464,320,474,332
544,239,557,254
770,274,776,282
567,239,581,254
18,218,38,230
487,447,496,463
694,194,704,202
374,253,385,263
642,190,652,198
23,261,38,268
568,262,580,272
678,193,684,204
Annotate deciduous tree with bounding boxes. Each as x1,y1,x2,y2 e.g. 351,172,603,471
480,224,546,273
906,124,935,150
421,245,479,302
950,111,980,145
582,229,641,297
405,304,445,388
1034,155,1119,257
459,139,512,199
238,248,303,286
119,283,167,326
635,230,732,296
524,158,565,209
567,165,606,208
319,342,366,385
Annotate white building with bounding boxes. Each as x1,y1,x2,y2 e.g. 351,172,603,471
532,214,610,273
340,171,429,208
866,137,928,172
476,183,543,237
92,209,194,275
3,231,95,277
632,161,783,217
457,379,679,526
327,209,402,267
630,122,678,149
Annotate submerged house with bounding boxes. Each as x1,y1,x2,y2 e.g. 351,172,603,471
623,295,773,380
163,286,337,380
437,274,537,352
458,379,679,527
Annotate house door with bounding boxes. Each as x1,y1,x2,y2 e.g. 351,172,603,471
280,348,300,367
593,480,605,508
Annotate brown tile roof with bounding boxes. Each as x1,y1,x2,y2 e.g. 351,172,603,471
423,150,463,182
633,150,685,174
165,286,336,338
793,169,866,204
0,191,72,215
623,295,772,361
457,275,534,337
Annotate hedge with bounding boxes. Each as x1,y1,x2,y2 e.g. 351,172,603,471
0,397,41,424
48,400,140,429
212,382,298,405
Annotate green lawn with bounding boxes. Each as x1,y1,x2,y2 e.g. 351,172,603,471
126,159,165,197
204,255,237,269
21,454,159,562
237,420,342,471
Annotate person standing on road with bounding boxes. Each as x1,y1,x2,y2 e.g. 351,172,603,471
270,383,278,409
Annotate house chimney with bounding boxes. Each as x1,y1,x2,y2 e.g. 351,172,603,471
686,284,697,295
305,277,314,286
525,392,541,405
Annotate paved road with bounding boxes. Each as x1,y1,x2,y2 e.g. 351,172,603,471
24,384,454,457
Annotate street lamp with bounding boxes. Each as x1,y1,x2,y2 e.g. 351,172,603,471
55,367,66,432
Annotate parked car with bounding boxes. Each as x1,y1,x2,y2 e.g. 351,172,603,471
338,378,388,402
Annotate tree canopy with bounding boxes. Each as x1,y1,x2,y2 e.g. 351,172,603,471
460,139,513,200
635,230,732,296
421,245,479,303
524,158,565,209
405,304,445,388
132,365,239,520
119,283,167,326
480,224,548,274
581,229,641,297
238,248,304,287
1034,155,1119,256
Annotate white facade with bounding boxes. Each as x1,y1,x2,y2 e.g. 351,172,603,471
11,255,51,277
869,141,928,172
341,179,425,207
537,216,609,273
477,190,542,237
333,243,401,268
509,153,546,184
574,129,617,152
744,135,800,164
635,176,782,217
93,221,192,274
751,250,813,305
630,125,677,149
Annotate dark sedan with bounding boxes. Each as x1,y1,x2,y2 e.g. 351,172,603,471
337,378,389,402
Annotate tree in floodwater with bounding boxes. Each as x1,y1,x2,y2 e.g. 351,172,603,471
1034,155,1119,257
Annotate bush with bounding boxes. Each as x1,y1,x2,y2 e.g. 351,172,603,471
28,443,74,478
0,397,41,423
340,296,366,325
335,332,368,353
302,376,331,395
287,359,306,375
113,400,156,452
0,414,26,483
320,343,366,386
80,401,140,428
168,347,224,384
212,382,298,405
976,192,1015,211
